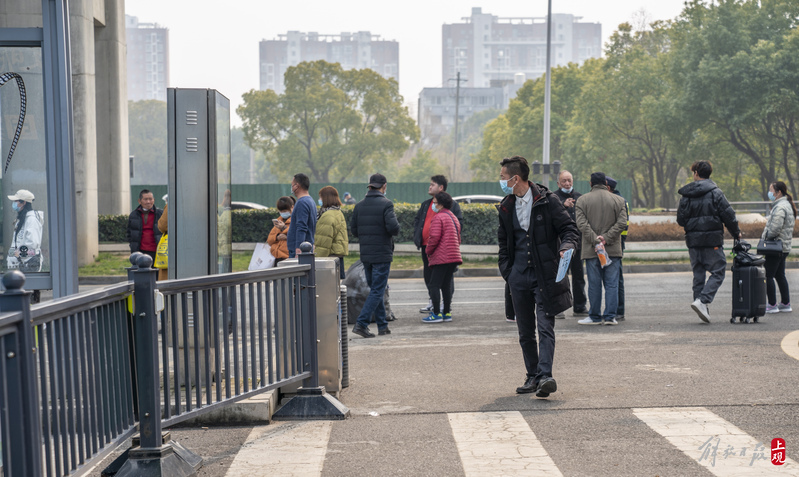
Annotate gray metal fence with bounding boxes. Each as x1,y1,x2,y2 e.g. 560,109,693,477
0,248,323,477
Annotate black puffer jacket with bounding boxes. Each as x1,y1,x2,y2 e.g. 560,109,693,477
677,179,740,248
126,206,163,252
498,183,579,317
350,189,401,263
413,198,463,248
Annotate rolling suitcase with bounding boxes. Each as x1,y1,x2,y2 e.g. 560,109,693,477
730,264,767,323
730,240,767,323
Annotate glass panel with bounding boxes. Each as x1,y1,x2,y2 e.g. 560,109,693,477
215,92,232,274
0,46,50,274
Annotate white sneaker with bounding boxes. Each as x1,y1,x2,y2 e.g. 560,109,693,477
578,317,603,325
691,299,710,323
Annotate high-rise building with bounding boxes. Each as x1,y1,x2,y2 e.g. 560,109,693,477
126,15,169,101
259,31,399,94
442,7,601,88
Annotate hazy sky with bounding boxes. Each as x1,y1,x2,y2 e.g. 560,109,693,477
125,0,689,124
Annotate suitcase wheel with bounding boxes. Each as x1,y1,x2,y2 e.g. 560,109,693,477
752,316,759,323
743,317,751,324
730,317,736,324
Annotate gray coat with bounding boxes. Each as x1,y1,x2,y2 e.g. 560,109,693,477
761,197,794,253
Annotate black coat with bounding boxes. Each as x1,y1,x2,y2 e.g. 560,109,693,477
677,179,740,248
553,188,582,222
413,198,463,249
498,183,579,317
350,190,401,263
126,205,164,252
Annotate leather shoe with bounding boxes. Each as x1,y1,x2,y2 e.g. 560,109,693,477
536,377,557,398
516,376,537,394
352,325,375,338
378,328,391,336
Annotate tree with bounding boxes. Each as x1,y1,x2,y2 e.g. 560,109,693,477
669,0,799,198
128,100,167,184
397,148,446,182
238,60,419,183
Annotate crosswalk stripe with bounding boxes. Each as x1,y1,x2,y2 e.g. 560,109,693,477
634,407,798,475
448,411,562,477
225,421,332,476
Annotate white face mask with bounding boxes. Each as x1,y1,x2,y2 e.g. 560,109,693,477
280,211,291,219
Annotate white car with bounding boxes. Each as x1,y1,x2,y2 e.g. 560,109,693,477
451,194,504,204
231,201,268,210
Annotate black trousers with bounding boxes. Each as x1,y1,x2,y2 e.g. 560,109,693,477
765,252,790,305
422,246,455,302
427,263,458,315
505,281,515,319
569,248,586,309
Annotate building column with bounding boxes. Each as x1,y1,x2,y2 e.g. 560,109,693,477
95,0,130,215
69,0,99,266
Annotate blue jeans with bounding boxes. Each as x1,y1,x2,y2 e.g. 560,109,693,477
586,257,621,322
356,261,391,331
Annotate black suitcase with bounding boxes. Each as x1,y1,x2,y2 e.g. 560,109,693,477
731,264,767,323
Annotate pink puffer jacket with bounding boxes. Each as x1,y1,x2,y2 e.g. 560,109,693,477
426,209,462,266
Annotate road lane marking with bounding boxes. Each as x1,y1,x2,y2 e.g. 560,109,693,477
448,411,562,476
225,421,331,476
634,407,798,475
781,330,799,362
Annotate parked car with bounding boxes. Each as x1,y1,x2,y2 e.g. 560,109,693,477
231,201,268,210
451,194,504,204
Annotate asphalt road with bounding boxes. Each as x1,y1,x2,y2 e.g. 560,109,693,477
93,270,799,476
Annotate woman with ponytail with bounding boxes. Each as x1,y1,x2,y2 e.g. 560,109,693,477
762,181,796,313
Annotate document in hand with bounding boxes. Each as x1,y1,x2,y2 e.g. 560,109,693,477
555,248,574,282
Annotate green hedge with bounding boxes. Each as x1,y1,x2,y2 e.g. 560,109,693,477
100,203,500,245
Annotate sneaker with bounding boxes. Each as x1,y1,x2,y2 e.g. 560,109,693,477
778,302,792,313
766,304,780,314
352,325,375,338
506,316,516,323
604,318,618,325
572,307,589,317
691,299,710,323
578,317,603,325
442,313,452,322
378,328,391,336
419,303,433,313
422,312,443,323
616,314,625,321
555,313,566,319
516,376,537,394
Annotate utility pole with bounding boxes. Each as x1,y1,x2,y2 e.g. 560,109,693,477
449,71,467,180
543,0,553,187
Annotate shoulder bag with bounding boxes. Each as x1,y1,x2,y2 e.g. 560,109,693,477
756,238,783,256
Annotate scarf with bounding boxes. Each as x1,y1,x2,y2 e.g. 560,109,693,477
317,205,341,220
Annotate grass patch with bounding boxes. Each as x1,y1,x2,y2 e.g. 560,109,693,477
79,252,133,276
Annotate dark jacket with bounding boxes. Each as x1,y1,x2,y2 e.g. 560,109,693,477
677,179,740,248
553,188,582,222
350,189,401,263
413,198,463,248
126,205,164,252
497,182,579,317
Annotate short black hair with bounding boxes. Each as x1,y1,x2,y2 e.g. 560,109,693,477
276,196,293,211
431,175,448,191
138,189,152,200
293,173,310,191
434,191,453,210
691,161,713,179
499,156,529,182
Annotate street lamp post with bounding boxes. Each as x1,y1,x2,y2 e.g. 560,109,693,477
542,0,553,187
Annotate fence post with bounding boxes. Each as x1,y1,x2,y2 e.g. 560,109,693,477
111,254,200,477
272,242,350,421
0,271,43,477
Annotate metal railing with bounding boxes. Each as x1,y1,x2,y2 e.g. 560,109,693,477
0,247,322,477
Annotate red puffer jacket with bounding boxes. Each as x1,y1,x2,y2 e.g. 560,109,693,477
426,209,462,266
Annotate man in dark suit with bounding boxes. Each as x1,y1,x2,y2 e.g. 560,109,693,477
497,156,579,398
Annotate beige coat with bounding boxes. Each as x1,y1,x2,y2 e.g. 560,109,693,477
575,185,628,259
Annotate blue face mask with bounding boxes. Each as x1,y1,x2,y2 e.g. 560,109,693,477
317,198,323,206
561,187,573,194
499,177,516,195
432,203,439,213
11,202,20,212
768,191,776,201
280,211,291,219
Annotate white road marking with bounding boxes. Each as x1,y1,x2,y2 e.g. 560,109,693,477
225,421,331,476
634,407,798,475
448,411,562,477
781,330,799,361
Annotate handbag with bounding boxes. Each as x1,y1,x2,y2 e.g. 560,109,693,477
756,238,783,256
154,234,168,269
248,242,276,270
